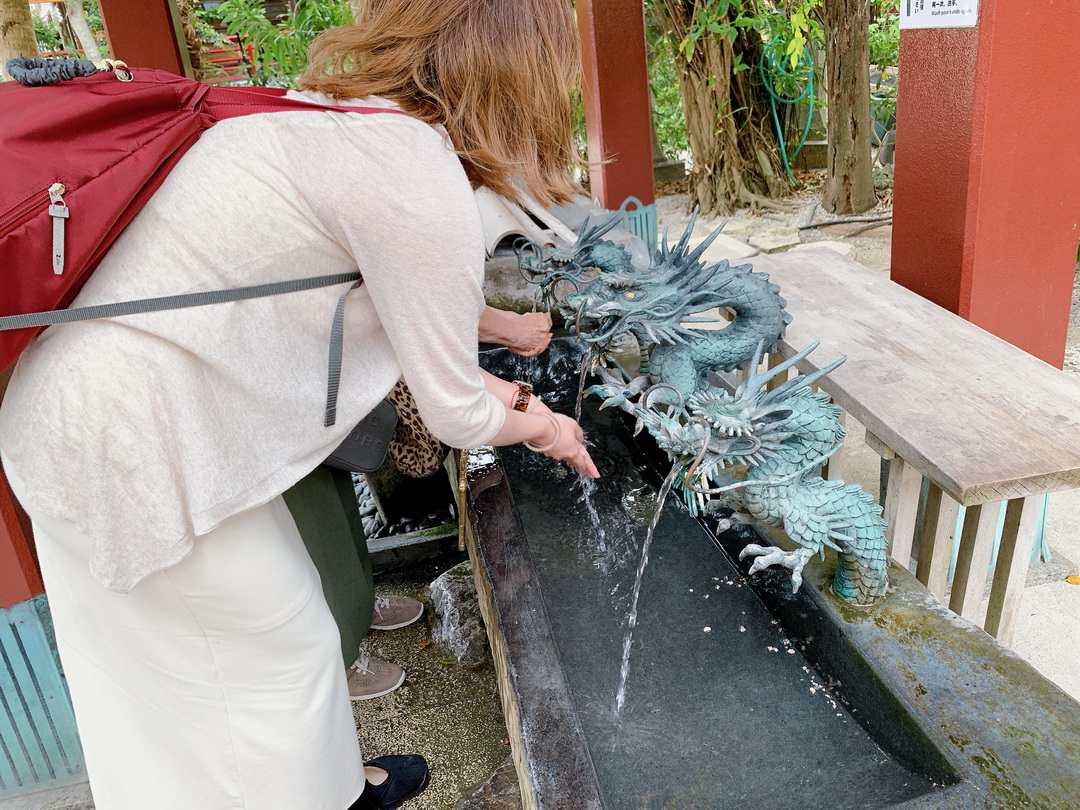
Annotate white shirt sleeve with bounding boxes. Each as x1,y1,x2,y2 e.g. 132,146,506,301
278,110,505,448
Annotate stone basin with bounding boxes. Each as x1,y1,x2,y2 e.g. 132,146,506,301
468,341,1080,810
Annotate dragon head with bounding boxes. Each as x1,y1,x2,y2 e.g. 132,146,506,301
561,220,753,352
516,216,634,309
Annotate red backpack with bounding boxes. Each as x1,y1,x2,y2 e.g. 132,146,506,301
0,58,401,424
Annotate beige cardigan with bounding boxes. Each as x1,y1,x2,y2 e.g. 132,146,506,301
0,92,505,592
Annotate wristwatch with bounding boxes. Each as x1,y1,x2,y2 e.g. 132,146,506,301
510,380,534,412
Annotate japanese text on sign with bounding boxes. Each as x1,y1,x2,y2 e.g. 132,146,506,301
900,0,979,29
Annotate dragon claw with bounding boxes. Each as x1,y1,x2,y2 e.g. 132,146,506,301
738,544,816,593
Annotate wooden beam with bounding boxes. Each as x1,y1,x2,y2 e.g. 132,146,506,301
984,496,1042,644
883,456,922,570
0,459,42,609
97,0,191,76
915,482,961,601
576,0,655,209
949,502,1000,620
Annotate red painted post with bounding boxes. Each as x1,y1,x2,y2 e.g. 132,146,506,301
0,368,41,608
577,0,655,210
0,466,41,610
891,1,1080,367
97,0,191,76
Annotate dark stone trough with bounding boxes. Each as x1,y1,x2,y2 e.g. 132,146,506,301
469,341,1080,810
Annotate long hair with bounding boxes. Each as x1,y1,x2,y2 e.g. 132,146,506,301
300,0,581,207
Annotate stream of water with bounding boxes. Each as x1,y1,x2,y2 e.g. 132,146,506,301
575,348,593,423
613,463,680,715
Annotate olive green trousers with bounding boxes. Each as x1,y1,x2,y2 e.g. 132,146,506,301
283,466,373,668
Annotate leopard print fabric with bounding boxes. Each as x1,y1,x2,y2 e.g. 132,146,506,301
385,379,448,478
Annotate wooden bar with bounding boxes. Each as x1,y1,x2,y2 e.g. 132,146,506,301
463,455,604,810
576,0,655,209
915,483,962,601
949,503,1001,620
0,459,42,610
97,0,191,76
883,456,923,569
984,496,1043,644
863,430,896,461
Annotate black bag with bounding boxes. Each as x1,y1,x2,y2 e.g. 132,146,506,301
323,399,398,473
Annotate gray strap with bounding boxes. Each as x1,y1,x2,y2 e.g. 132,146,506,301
325,280,361,427
0,272,362,330
2,271,363,428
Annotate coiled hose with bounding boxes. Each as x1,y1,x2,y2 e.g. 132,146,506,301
759,39,816,188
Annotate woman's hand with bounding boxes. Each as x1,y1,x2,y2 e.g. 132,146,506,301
478,307,552,357
534,413,600,478
505,312,553,357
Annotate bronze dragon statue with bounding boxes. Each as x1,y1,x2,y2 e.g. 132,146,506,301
517,216,890,605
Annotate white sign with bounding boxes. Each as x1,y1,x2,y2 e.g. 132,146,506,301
900,0,980,29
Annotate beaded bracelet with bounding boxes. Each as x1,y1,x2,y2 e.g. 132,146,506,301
524,412,561,453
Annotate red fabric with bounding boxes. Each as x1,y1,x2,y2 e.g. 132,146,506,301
0,68,401,370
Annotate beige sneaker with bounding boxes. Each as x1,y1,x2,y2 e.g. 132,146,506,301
347,654,405,701
371,595,424,631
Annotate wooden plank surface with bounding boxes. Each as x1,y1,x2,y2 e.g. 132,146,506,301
751,249,1080,506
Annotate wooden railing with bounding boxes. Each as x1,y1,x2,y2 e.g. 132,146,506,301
749,248,1080,644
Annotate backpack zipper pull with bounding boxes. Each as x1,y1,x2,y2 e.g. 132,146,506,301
48,183,68,275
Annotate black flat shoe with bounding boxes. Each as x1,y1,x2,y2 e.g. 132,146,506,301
349,754,430,810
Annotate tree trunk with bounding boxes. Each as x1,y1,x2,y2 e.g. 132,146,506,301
821,0,877,214
0,0,37,79
177,0,206,82
66,0,103,62
655,1,791,216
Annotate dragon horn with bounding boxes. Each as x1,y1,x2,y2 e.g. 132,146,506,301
732,340,772,398
579,214,623,244
670,215,697,259
766,356,847,402
742,341,837,401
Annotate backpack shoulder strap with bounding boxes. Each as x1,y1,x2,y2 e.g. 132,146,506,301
0,272,363,427
201,84,409,122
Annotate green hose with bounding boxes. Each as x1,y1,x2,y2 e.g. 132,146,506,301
759,38,815,188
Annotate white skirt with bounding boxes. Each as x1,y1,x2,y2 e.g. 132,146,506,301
4,457,365,810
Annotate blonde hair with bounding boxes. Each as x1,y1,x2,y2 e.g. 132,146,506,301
300,0,581,207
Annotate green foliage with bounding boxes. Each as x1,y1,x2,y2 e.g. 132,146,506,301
868,1,900,124
32,13,65,53
215,0,352,87
644,13,688,160
677,0,822,73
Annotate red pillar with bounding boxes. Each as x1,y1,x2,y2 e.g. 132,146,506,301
1,367,41,608
0,465,40,609
577,0,655,209
891,1,1080,367
97,0,191,76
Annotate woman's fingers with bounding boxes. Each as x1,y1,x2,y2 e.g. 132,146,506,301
543,415,600,478
579,448,600,478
